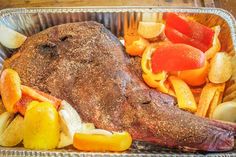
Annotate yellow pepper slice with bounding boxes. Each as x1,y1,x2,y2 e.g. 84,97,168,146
73,131,132,152
196,83,225,117
169,76,197,112
141,43,167,87
205,26,221,60
141,43,167,78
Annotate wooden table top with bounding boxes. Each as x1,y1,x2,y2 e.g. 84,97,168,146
0,0,235,17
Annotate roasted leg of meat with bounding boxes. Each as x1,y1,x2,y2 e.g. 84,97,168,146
4,21,236,152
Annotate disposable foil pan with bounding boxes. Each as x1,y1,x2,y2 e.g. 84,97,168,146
0,7,236,157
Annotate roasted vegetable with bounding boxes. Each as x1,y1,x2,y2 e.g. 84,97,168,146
0,24,27,49
169,76,197,112
23,101,60,150
58,100,82,148
0,99,5,114
125,36,149,56
0,114,24,146
164,13,214,52
205,26,221,60
73,131,132,152
178,60,209,86
208,52,232,83
151,44,205,72
212,101,236,122
141,43,172,94
196,83,225,117
0,69,22,113
138,22,165,40
17,85,61,115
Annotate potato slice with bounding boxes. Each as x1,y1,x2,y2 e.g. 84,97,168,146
0,112,14,135
0,115,24,146
138,22,165,39
208,52,232,83
0,25,27,49
0,69,22,113
212,101,236,122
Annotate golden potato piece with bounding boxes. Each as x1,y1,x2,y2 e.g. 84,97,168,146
0,115,23,146
23,101,60,150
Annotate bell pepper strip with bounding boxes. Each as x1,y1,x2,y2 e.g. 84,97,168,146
205,26,221,60
169,76,197,112
14,94,35,115
141,43,174,95
141,42,171,75
73,131,132,152
207,90,221,118
155,79,172,95
196,83,225,117
142,73,173,96
164,13,215,52
14,85,61,115
0,68,22,113
21,85,61,110
141,43,168,83
195,83,218,117
178,60,209,86
125,36,149,56
151,44,205,73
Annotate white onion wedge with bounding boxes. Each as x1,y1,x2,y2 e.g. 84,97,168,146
208,52,232,83
0,25,27,49
212,101,236,122
138,22,165,39
83,129,113,136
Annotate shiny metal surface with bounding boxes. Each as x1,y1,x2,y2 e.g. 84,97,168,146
0,7,235,156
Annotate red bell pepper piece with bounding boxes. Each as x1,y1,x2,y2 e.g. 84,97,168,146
151,43,205,73
164,13,215,52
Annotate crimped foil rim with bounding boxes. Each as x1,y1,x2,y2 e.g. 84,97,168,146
0,6,235,49
0,6,235,156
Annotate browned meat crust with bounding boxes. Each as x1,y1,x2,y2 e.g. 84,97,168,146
4,21,236,152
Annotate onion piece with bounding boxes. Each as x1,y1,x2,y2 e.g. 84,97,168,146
212,101,236,122
208,52,232,83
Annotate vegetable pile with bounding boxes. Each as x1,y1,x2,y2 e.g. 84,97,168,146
124,12,235,121
0,68,132,151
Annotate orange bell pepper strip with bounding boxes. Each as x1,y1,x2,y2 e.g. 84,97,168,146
0,69,22,113
14,85,61,115
169,76,197,112
125,36,149,56
178,60,209,86
21,85,61,110
73,131,132,152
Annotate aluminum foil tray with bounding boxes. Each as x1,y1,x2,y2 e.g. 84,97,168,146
0,7,236,157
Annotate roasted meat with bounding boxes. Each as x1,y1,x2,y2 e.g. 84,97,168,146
4,21,236,152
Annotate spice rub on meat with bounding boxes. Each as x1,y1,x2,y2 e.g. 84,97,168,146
4,21,236,152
